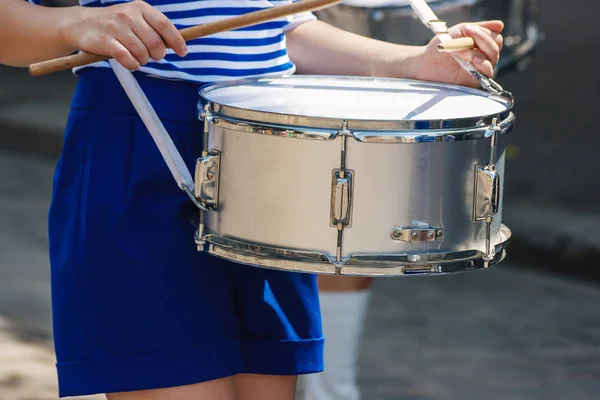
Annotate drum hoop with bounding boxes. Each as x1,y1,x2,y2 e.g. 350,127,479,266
200,76,514,138
199,225,511,276
209,112,515,143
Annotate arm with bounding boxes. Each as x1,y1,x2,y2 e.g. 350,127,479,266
0,0,186,69
285,20,421,79
285,19,504,88
0,0,80,66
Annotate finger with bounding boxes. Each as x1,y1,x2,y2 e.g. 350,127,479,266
453,49,495,77
142,9,187,57
465,24,504,51
471,54,495,78
475,20,504,34
117,29,151,66
450,24,503,52
463,24,500,65
130,17,168,61
106,38,141,70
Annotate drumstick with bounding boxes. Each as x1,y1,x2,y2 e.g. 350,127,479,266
437,37,476,52
29,0,342,76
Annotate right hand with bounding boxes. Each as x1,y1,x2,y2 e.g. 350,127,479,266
61,1,187,70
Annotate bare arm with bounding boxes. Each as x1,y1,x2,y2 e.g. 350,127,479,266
0,0,186,69
0,0,81,66
285,20,421,79
285,19,505,88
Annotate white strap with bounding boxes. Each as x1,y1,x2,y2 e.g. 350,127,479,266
109,59,195,193
407,0,439,26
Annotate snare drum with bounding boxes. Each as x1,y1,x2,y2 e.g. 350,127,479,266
315,0,540,73
193,76,515,276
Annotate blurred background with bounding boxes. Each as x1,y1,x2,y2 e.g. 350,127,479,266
1,0,599,399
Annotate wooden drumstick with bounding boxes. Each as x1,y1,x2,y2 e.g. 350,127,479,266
29,0,342,76
437,37,476,52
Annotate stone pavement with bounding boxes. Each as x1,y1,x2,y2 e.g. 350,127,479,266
0,317,102,400
1,148,600,400
0,151,55,340
357,268,600,400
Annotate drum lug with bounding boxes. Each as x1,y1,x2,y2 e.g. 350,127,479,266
330,169,354,227
194,151,221,210
391,225,444,242
474,117,501,222
473,165,500,222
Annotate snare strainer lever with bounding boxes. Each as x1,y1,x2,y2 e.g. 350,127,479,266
109,59,209,211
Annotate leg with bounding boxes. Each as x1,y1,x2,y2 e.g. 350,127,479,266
227,265,323,400
301,276,374,400
107,374,299,400
234,374,297,400
107,377,236,400
318,275,374,291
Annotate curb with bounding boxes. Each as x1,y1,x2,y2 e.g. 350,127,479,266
503,202,600,283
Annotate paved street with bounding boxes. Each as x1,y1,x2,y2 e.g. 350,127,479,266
0,151,54,341
1,148,600,399
359,270,600,400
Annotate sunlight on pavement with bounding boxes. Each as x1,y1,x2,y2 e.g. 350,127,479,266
0,317,103,400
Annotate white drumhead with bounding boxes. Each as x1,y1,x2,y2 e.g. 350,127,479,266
201,76,510,122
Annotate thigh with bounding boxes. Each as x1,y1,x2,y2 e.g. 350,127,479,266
107,377,236,400
234,374,297,400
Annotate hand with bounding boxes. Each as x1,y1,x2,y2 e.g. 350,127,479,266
60,0,187,70
410,21,504,87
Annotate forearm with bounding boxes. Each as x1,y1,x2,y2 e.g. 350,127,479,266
0,0,80,67
285,20,423,78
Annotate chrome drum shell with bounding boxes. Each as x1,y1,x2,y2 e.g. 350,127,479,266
194,76,515,276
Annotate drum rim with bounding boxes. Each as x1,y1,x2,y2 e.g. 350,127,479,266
208,112,515,142
199,75,514,138
197,225,512,277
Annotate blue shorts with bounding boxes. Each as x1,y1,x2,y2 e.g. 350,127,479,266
48,69,324,397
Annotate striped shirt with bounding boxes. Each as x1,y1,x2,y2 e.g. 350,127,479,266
29,0,316,83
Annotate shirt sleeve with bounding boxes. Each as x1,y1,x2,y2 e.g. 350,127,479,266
283,0,318,32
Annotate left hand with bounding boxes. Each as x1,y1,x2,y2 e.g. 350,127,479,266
410,21,504,87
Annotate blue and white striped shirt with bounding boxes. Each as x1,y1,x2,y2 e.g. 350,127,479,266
30,0,316,83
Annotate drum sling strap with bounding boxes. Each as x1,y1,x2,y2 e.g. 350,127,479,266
109,59,207,212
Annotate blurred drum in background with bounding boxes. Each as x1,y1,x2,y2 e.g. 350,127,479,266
315,0,540,73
